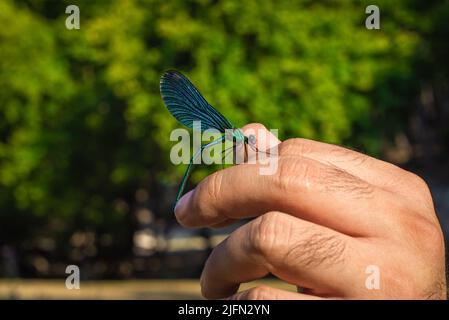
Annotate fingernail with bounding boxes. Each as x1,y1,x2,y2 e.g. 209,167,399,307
174,189,194,219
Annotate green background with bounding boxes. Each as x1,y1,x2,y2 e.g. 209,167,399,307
0,0,448,279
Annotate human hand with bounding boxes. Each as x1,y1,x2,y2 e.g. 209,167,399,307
174,123,447,300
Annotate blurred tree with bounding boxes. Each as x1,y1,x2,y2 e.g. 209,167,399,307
0,0,447,277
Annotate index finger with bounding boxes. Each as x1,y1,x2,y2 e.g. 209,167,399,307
174,154,403,237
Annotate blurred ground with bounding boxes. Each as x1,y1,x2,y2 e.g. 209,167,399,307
0,279,295,300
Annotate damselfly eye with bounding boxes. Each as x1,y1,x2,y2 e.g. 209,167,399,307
225,130,234,141
248,134,257,146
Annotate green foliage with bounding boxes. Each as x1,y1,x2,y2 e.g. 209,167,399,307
0,0,447,260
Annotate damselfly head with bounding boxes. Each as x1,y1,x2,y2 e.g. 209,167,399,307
248,134,257,146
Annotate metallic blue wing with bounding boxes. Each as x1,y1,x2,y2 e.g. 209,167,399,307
160,70,233,132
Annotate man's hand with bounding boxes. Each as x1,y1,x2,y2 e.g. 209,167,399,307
174,123,447,300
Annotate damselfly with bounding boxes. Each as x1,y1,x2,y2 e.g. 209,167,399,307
160,70,261,208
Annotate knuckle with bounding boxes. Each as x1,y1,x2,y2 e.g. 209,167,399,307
247,212,291,263
195,172,223,212
405,215,444,252
392,207,445,269
279,138,312,156
407,172,428,189
241,123,267,135
419,219,443,247
248,122,267,131
274,157,315,193
205,172,223,203
407,172,433,202
243,286,273,300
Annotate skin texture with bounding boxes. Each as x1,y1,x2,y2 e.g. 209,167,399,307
174,123,447,300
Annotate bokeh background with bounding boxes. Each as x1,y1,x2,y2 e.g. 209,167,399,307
0,0,448,299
